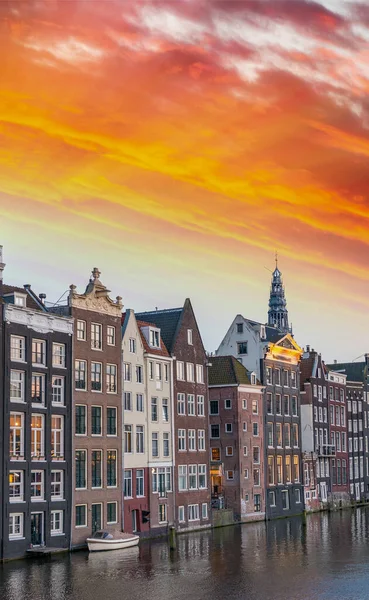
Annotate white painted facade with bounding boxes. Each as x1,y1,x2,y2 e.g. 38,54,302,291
216,315,268,379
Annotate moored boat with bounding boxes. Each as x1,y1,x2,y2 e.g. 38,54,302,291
86,530,139,552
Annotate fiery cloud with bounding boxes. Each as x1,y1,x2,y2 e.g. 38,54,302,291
1,0,369,359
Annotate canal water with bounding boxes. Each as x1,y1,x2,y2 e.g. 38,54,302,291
1,508,369,600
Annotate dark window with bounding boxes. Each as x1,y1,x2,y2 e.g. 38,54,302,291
107,502,117,524
237,342,248,355
107,408,117,436
75,406,86,435
75,360,86,390
332,459,336,485
91,407,102,435
337,459,341,485
91,451,102,488
210,400,219,415
254,494,261,512
91,504,102,533
75,451,86,489
91,363,102,391
237,323,243,334
75,505,86,527
107,451,117,487
211,424,220,438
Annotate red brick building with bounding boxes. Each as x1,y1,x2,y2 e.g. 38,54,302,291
326,368,349,506
208,356,265,521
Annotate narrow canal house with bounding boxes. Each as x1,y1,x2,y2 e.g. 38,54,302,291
327,359,369,503
216,259,304,518
208,356,265,521
54,268,123,547
300,348,333,508
326,368,349,507
0,247,73,560
121,310,174,535
135,300,211,531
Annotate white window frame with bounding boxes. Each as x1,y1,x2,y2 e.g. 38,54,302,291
196,364,204,384
91,323,102,350
9,471,24,503
31,470,44,501
51,415,64,459
189,465,197,489
76,320,86,341
51,470,64,500
31,373,46,406
107,501,118,524
32,339,46,366
198,464,207,489
188,504,199,521
10,370,25,402
31,414,45,459
10,336,26,362
52,376,65,405
178,465,187,491
51,510,63,536
198,429,206,451
186,363,195,383
187,329,193,345
197,395,205,416
107,326,116,346
52,343,66,368
176,361,185,381
178,505,185,522
201,503,208,519
9,513,24,540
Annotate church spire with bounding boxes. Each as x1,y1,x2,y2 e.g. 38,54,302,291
267,254,291,334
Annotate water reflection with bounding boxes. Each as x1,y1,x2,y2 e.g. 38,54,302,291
2,509,369,600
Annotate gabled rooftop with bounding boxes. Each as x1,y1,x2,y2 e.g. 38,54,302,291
135,307,183,354
209,355,259,387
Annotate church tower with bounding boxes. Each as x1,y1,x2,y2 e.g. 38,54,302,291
267,253,291,334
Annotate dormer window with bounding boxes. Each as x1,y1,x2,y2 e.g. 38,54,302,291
149,329,160,348
260,325,266,339
251,373,257,385
14,294,26,307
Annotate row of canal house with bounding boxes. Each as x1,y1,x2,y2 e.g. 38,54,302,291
1,243,369,560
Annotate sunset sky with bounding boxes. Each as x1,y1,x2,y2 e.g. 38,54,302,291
1,0,369,361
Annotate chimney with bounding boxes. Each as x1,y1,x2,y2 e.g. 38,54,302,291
39,293,46,305
306,345,310,352
23,284,31,290
334,359,337,364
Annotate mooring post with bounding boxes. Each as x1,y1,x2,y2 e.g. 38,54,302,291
169,526,177,550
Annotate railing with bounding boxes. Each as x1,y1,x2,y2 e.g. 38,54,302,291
317,445,336,457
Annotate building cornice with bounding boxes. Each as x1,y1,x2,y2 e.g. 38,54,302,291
4,305,73,335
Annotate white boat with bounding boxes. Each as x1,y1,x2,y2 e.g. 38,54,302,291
86,530,139,552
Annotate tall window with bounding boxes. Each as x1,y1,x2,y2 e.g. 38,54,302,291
10,370,25,403
176,361,185,380
10,336,26,362
253,446,260,464
75,360,86,390
188,394,195,416
177,393,186,415
10,413,24,458
163,432,170,457
252,399,258,414
107,326,116,346
136,469,144,497
267,393,273,414
91,406,102,435
124,425,132,453
285,455,291,483
275,394,281,415
136,366,143,383
77,320,86,341
9,471,23,502
293,455,299,482
91,450,102,488
189,465,197,489
268,456,275,485
164,363,169,382
123,363,131,382
51,416,64,458
31,374,45,405
187,329,193,345
31,471,44,500
91,323,102,349
106,364,117,393
156,362,162,382
32,340,46,365
276,423,282,447
196,364,204,384
292,423,299,447
152,433,159,457
52,376,65,405
198,464,207,489
188,429,196,451
267,422,273,447
197,395,205,416
52,343,66,368
9,514,24,539
284,395,289,415
149,329,160,347
162,398,169,422
186,363,195,382
51,511,64,536
291,396,298,416
198,429,205,451
107,450,117,487
91,362,102,392
188,504,199,521
136,394,144,412
277,455,283,484
178,465,187,491
136,426,144,453
151,398,158,422
75,450,87,489
107,407,117,436
31,414,44,458
178,429,186,451
124,392,132,411
51,470,64,500
75,405,86,435
284,423,291,447
253,468,260,486
124,470,132,497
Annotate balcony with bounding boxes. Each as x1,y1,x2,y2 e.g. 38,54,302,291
317,445,336,457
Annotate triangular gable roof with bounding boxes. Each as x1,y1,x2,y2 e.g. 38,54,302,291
273,333,303,353
209,355,253,386
135,298,205,355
